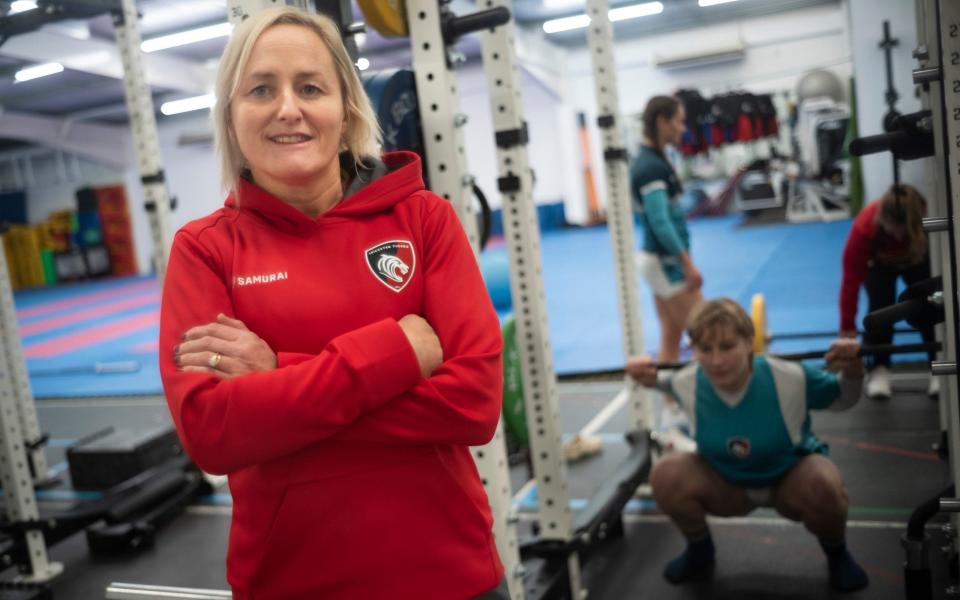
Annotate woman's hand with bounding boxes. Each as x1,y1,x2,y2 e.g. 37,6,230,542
824,338,864,378
398,314,443,378
175,314,277,379
625,355,658,387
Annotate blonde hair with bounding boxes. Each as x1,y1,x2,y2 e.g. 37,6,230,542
875,183,928,264
212,7,381,192
687,298,754,347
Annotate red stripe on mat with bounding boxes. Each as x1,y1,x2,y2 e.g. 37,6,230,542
23,311,158,358
17,280,157,320
822,435,939,461
131,340,159,353
19,292,159,336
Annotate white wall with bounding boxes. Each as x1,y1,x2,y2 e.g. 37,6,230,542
156,112,225,232
847,0,929,204
457,62,572,211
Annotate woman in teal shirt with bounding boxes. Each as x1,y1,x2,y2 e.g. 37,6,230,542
626,298,868,593
630,95,703,362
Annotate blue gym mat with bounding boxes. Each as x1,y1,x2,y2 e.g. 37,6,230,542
20,215,900,397
485,215,914,374
16,275,161,398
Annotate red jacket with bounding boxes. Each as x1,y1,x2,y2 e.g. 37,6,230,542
839,200,916,331
159,151,504,599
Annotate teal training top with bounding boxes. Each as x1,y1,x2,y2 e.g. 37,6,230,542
629,145,688,257
659,355,860,488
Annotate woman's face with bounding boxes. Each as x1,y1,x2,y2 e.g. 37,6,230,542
230,24,346,192
658,105,687,147
882,221,907,240
692,325,753,392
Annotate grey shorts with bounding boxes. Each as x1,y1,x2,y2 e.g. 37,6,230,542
474,577,510,600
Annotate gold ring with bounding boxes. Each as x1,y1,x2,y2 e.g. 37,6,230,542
208,352,222,368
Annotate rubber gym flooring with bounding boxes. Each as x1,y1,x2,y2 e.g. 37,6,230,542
16,371,950,599
19,214,909,399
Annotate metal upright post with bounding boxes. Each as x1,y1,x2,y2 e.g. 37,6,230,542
404,0,479,247
112,0,175,280
478,2,578,598
916,0,955,479
8,296,47,488
933,0,960,571
0,245,61,583
584,0,651,432
403,1,522,594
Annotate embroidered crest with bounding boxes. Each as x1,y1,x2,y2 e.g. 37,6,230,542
726,437,751,460
365,240,416,292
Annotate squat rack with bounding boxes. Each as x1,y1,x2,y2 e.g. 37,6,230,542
0,0,655,597
895,0,960,595
0,0,177,589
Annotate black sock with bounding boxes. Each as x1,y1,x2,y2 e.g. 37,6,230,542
820,540,869,593
663,530,715,584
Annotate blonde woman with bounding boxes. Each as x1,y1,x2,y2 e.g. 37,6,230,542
159,8,507,599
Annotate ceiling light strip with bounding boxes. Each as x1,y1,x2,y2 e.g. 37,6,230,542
141,22,233,53
14,62,64,82
543,1,664,34
160,94,216,116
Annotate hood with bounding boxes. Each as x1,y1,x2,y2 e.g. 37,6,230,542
224,150,425,235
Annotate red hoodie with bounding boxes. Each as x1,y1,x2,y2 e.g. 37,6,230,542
159,151,504,599
839,200,916,331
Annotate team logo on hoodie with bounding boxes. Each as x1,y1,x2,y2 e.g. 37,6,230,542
365,240,416,292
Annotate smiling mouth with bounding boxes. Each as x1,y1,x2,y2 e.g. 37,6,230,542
269,134,312,144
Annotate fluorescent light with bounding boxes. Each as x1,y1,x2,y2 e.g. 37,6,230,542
543,0,584,8
354,32,367,48
698,0,739,6
142,22,233,53
160,94,216,116
610,1,663,21
356,57,370,71
9,1,38,14
543,14,590,34
14,62,64,82
543,1,663,33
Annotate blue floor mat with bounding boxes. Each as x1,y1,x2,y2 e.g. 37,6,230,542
16,275,161,398
489,215,897,374
22,214,901,396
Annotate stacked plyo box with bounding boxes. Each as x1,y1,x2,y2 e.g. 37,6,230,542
95,185,138,277
2,225,45,289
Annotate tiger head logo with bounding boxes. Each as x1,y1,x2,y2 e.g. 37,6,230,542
377,254,409,283
365,240,416,292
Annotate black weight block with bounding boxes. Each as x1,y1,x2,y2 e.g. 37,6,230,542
67,426,182,491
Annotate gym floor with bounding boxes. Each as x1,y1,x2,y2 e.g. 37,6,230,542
2,215,946,598
21,371,950,599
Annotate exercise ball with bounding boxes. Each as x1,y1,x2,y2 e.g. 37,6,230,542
797,69,844,104
480,251,512,311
